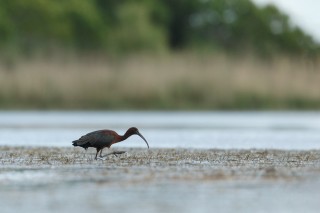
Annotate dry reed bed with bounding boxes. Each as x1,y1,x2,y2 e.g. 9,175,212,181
0,54,320,109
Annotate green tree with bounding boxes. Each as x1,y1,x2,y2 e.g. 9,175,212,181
0,0,318,57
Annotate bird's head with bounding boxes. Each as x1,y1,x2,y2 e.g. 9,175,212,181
127,127,149,149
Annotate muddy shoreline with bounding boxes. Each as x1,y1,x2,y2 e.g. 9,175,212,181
1,146,320,184
1,146,320,213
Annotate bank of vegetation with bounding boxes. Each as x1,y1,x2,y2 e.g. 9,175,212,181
1,54,320,110
0,0,319,109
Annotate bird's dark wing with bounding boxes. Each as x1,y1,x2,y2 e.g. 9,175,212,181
75,130,115,147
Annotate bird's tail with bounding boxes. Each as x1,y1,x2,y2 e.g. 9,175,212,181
72,140,78,146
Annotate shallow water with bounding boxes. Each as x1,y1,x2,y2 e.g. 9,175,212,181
1,111,320,149
1,181,320,213
2,111,320,213
1,147,320,213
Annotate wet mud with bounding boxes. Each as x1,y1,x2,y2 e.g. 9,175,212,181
1,146,320,213
1,146,320,184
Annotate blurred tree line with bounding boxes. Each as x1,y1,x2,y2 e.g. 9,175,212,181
0,0,319,58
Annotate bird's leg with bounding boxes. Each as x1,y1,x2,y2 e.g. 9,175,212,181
99,148,110,158
99,149,103,157
100,148,126,158
97,148,108,160
112,151,126,157
107,150,126,157
94,148,101,160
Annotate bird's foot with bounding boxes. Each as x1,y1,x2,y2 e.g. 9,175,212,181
101,151,126,158
112,151,126,157
96,156,107,160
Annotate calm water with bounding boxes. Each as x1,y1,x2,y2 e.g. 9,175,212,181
2,181,320,213
1,111,320,150
1,111,320,213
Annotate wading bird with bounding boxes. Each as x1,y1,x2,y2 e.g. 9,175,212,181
72,127,149,160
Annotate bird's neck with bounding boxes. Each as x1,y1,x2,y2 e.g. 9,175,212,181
119,131,132,141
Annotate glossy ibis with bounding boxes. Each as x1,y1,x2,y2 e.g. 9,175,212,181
72,127,149,160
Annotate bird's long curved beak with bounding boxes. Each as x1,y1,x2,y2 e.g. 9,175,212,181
137,132,149,149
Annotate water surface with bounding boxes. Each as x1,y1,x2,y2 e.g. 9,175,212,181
1,111,320,150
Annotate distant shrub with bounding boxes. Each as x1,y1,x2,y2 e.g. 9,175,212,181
0,0,318,57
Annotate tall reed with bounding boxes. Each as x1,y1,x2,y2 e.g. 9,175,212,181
0,53,319,109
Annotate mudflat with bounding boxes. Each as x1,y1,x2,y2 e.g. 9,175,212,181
1,146,320,213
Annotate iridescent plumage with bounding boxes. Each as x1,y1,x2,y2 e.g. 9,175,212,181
72,127,149,159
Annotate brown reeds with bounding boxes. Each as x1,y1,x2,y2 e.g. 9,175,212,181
0,53,320,109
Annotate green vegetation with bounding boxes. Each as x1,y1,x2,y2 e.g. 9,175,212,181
0,0,320,110
0,0,319,58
